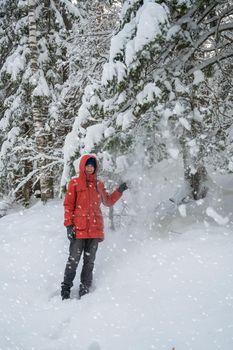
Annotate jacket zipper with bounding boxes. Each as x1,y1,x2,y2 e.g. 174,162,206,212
87,183,91,234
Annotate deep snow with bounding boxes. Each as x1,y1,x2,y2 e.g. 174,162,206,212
1,162,233,350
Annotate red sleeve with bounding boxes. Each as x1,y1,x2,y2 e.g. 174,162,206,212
98,181,122,207
63,179,77,227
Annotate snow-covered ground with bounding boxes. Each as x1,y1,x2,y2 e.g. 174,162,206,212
1,162,233,350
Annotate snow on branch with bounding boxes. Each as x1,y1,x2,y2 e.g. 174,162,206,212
50,0,66,28
59,0,83,21
196,2,219,25
1,45,28,80
12,160,63,196
182,22,233,65
188,49,233,75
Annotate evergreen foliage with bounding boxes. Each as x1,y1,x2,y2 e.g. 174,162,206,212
0,0,80,204
62,0,233,200
0,0,233,205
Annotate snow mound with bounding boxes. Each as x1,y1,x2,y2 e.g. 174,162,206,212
1,165,233,349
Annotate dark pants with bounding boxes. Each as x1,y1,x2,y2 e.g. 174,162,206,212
62,238,99,289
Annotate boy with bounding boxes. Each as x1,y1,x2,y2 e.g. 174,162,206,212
61,154,128,299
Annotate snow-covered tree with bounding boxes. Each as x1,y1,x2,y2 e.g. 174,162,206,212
0,0,81,205
1,0,232,206
61,0,170,184
164,0,233,199
61,0,122,187
63,0,233,201
0,0,33,205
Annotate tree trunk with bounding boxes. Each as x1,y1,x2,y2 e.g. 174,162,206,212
28,0,53,202
109,206,115,231
180,119,208,200
15,159,33,207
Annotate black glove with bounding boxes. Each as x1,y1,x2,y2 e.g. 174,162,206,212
117,182,128,193
66,225,75,241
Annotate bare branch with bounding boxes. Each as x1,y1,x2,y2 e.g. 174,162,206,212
188,49,233,74
181,22,233,65
197,2,219,25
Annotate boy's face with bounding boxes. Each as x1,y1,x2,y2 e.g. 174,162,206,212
85,164,95,174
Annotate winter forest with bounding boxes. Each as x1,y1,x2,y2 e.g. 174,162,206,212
1,0,233,349
0,0,232,207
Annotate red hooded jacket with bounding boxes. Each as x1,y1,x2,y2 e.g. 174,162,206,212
64,154,122,241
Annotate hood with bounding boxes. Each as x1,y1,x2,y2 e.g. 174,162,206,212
78,154,98,178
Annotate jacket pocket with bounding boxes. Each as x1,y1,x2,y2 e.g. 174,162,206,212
74,215,87,231
92,215,104,231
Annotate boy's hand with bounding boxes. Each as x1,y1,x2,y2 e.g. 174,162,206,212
117,182,128,193
66,225,75,241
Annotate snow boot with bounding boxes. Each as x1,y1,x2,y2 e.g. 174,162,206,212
61,283,70,300
79,284,89,298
